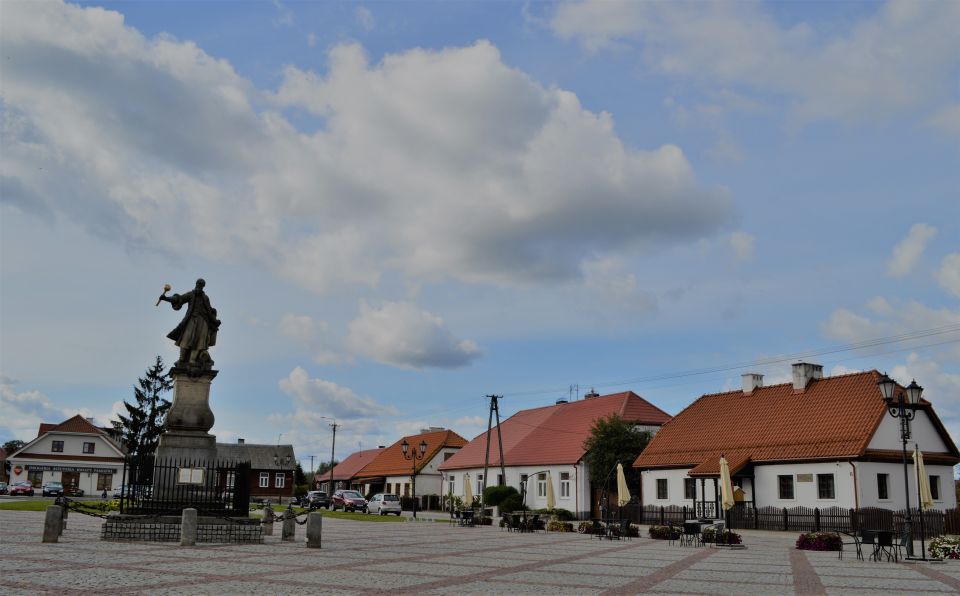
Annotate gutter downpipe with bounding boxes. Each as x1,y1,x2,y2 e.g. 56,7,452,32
848,461,860,509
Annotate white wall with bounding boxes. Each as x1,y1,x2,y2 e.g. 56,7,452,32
442,464,591,517
754,462,857,508
855,461,956,509
868,411,952,452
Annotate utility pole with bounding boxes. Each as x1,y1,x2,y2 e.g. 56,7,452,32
480,394,506,516
327,422,339,494
307,455,316,482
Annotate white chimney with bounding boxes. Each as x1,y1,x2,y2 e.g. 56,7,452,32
792,362,823,392
237,438,245,444
741,373,764,395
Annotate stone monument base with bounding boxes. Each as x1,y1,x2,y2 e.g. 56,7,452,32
101,513,262,544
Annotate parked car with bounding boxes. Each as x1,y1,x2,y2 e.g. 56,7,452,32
0,482,8,495
330,489,367,512
42,481,64,497
305,490,329,510
366,493,402,516
10,482,35,496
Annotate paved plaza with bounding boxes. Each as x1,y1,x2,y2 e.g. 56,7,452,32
4,510,960,595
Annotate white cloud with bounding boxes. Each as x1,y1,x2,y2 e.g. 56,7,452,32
938,253,960,298
354,6,375,31
550,1,960,125
279,313,321,343
728,231,755,261
0,377,71,440
278,366,395,420
887,223,937,277
3,3,733,295
890,353,960,445
580,257,657,313
346,301,482,369
823,299,960,350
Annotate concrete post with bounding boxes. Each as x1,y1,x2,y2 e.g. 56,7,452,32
306,511,322,548
281,509,296,541
59,499,68,532
263,505,275,536
42,506,62,543
180,508,198,546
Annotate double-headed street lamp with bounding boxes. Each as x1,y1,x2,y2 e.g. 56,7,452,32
877,373,923,558
401,439,427,519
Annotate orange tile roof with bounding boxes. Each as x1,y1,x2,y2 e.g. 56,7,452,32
323,448,385,482
354,429,467,479
40,415,109,436
634,370,960,474
439,391,671,470
37,423,57,436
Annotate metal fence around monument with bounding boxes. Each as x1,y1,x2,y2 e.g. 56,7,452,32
119,456,251,517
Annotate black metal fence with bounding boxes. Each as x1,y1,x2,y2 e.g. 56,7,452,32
632,503,958,535
119,456,251,517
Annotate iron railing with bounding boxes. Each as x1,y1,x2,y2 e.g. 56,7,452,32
119,456,250,516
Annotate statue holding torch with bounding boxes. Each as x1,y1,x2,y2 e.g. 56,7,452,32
157,278,221,371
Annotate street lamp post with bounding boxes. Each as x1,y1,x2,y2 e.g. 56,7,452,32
877,373,923,558
401,439,427,519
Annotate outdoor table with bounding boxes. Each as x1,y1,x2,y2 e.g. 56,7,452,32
872,530,897,561
459,509,475,527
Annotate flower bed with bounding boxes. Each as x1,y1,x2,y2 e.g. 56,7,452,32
648,525,680,540
929,536,960,560
703,527,743,545
548,520,574,532
795,531,841,551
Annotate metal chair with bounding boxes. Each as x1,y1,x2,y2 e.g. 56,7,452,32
668,524,682,546
838,530,862,561
681,521,703,547
860,529,878,560
591,519,604,540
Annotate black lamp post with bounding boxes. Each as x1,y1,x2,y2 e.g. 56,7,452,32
401,439,427,519
877,373,923,558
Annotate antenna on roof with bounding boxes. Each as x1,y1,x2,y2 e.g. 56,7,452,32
569,383,579,401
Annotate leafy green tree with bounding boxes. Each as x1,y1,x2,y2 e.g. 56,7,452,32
2,439,25,478
112,356,172,456
582,414,651,494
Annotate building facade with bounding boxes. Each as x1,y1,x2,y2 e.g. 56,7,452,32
7,415,125,495
316,447,385,494
215,440,296,502
440,391,671,518
352,428,467,498
635,363,960,515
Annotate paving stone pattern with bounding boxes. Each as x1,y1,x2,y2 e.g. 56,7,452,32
3,510,960,594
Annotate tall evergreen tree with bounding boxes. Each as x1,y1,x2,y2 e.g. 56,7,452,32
113,356,172,456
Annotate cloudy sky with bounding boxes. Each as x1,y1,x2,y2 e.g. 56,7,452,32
2,0,958,471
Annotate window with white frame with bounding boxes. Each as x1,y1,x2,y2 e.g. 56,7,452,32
226,471,235,489
930,475,941,500
447,476,455,495
476,474,483,496
817,474,835,499
684,478,696,500
877,474,889,500
259,472,269,488
537,473,546,497
83,442,95,454
275,472,285,488
656,478,668,500
560,472,570,498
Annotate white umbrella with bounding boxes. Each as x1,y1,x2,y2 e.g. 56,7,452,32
463,472,473,508
616,463,632,507
546,471,556,509
914,446,934,511
719,456,735,512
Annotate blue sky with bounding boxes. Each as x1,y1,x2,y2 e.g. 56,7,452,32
1,1,958,470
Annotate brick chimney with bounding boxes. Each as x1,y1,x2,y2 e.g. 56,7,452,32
584,388,600,399
741,373,764,395
237,437,245,444
792,362,823,392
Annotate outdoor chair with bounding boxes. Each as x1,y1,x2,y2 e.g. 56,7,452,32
450,509,460,526
591,519,604,540
681,521,703,547
528,514,542,533
874,530,897,561
507,513,523,532
668,524,682,546
860,530,878,561
619,518,632,540
838,530,862,561
893,530,911,562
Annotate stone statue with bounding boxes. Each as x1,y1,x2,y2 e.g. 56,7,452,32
158,278,221,371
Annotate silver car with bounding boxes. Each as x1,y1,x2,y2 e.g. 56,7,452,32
366,493,402,515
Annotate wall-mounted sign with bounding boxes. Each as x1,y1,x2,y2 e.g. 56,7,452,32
797,474,814,483
26,465,117,474
13,465,23,475
177,468,205,484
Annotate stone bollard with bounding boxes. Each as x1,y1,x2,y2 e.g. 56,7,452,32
263,505,275,536
180,508,198,547
281,509,296,542
58,498,68,533
42,506,62,543
306,511,322,548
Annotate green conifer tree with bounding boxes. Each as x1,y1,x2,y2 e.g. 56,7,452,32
113,356,173,456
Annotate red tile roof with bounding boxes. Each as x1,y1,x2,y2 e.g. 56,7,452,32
634,370,960,474
37,423,57,436
322,448,385,482
44,415,107,436
439,391,671,470
354,429,467,479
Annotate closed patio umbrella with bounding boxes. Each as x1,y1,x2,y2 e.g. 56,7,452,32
463,473,473,508
616,463,631,507
546,471,556,510
914,446,934,511
719,456,735,512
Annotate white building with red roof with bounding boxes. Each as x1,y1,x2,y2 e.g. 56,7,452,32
315,446,385,493
7,414,125,495
634,363,960,515
439,391,671,518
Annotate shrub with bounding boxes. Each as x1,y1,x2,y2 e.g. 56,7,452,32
703,528,743,545
483,485,519,507
536,507,575,521
548,520,574,532
929,535,960,560
499,493,525,513
578,521,595,534
795,531,841,551
648,525,680,540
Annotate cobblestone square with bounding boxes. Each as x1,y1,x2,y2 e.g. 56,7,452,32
4,510,960,594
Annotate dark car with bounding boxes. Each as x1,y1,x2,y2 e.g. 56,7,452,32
330,489,367,512
10,482,35,496
0,482,8,495
305,490,329,510
65,485,85,497
42,481,64,497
